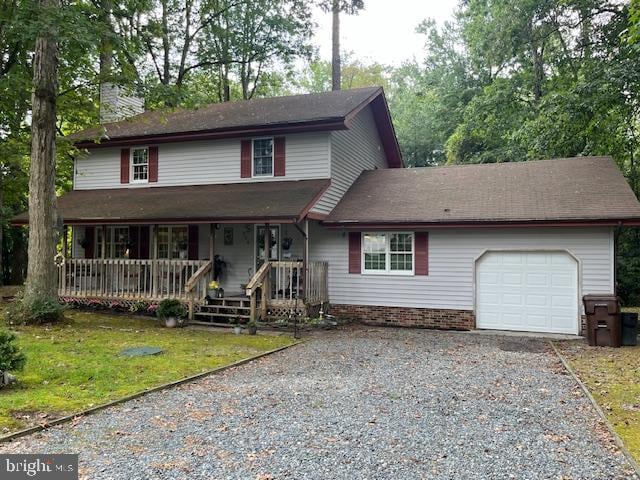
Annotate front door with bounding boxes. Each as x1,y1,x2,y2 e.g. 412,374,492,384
255,225,280,270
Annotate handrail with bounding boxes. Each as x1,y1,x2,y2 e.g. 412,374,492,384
185,260,212,293
245,261,270,296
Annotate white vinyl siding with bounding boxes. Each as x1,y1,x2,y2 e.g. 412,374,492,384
73,132,330,189
308,225,615,312
312,106,388,215
195,223,304,294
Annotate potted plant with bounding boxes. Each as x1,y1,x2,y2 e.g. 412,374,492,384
207,280,224,301
157,299,187,328
247,320,258,335
232,318,242,335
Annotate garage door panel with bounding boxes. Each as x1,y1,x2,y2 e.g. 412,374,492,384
526,294,549,306
502,273,523,286
551,273,573,288
526,273,549,287
503,253,525,265
502,294,523,306
525,314,548,329
477,251,578,335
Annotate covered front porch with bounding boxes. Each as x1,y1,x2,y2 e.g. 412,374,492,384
13,179,331,323
60,221,328,322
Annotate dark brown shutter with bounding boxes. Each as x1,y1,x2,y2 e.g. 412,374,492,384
274,137,285,176
149,146,158,182
128,226,139,259
188,225,199,260
120,148,130,184
139,226,150,259
84,226,95,259
415,232,429,275
348,232,361,274
240,140,252,178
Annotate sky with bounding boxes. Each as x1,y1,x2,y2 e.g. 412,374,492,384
311,0,458,66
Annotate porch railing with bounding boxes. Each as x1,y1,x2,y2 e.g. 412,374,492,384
58,258,210,301
244,260,329,321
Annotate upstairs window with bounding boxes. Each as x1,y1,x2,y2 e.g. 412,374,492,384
131,147,149,182
252,138,273,176
362,232,414,275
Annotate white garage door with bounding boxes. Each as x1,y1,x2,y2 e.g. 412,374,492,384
476,251,579,334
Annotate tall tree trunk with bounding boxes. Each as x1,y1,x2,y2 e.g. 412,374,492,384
24,0,59,301
99,0,113,80
331,0,341,91
0,173,3,286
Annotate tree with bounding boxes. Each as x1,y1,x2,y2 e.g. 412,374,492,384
198,0,312,102
318,0,364,91
298,55,389,93
23,0,59,304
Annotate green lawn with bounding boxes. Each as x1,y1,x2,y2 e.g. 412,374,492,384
0,309,293,434
557,317,640,462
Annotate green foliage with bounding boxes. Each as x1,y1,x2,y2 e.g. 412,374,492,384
6,294,65,326
0,330,26,373
156,299,187,319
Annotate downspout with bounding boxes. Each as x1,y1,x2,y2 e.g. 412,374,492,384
614,221,623,295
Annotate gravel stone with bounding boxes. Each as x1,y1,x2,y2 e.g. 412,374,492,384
1,327,637,479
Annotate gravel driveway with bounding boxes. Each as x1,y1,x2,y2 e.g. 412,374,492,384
1,327,636,479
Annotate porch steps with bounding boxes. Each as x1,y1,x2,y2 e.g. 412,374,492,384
193,296,252,324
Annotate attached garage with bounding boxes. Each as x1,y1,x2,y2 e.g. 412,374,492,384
476,251,579,335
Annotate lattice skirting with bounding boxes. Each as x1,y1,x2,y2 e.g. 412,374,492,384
265,301,328,321
59,296,163,315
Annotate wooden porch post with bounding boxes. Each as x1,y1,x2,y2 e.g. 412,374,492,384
302,219,308,301
63,226,68,258
151,224,158,298
209,223,215,281
100,225,107,259
263,223,270,264
262,223,270,319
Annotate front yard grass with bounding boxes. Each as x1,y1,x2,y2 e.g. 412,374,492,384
0,309,294,435
557,330,640,462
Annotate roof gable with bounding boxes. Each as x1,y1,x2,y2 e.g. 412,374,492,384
71,87,402,167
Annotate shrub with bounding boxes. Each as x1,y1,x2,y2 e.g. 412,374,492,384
6,294,65,325
0,330,26,372
156,299,187,319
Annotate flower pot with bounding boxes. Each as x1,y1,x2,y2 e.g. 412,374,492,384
247,325,257,335
233,326,242,335
164,316,178,328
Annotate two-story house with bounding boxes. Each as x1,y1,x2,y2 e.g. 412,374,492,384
14,87,640,335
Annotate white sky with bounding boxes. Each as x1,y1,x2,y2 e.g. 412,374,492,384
311,0,459,66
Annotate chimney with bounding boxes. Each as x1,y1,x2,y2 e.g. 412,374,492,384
99,83,145,124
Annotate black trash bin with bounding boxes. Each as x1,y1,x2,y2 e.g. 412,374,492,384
621,312,638,346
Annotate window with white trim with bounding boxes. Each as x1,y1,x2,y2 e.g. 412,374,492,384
252,138,273,176
157,226,189,259
363,232,414,274
131,147,149,182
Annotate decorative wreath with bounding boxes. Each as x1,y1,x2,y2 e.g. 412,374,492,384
53,253,66,267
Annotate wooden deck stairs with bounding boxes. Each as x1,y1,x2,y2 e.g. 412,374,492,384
191,296,252,326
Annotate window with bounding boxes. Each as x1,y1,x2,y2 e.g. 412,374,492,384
362,232,414,274
157,226,189,259
95,226,130,258
252,138,273,176
131,147,149,182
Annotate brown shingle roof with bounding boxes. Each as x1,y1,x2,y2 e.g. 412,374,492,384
70,87,382,143
13,180,329,225
325,157,640,225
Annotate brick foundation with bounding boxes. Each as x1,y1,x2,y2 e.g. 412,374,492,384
330,304,475,331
